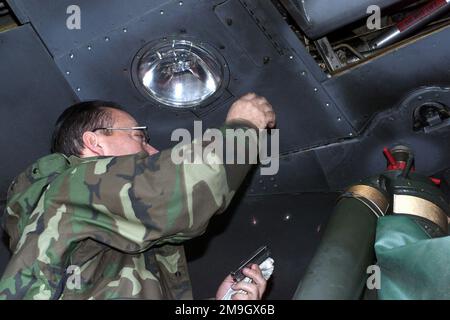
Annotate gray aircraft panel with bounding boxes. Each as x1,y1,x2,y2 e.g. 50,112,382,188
323,25,450,131
185,193,337,299
0,24,78,201
315,87,450,190
0,24,78,277
7,0,174,58
49,0,353,153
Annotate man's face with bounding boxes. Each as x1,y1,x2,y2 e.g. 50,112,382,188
95,108,159,157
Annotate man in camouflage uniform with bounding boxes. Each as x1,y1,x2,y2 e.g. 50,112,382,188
0,93,276,300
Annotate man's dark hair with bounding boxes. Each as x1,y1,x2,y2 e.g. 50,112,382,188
51,100,124,156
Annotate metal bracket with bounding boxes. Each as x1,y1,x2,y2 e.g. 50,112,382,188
314,37,343,72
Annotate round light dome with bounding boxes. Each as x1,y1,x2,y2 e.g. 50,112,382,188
133,39,227,108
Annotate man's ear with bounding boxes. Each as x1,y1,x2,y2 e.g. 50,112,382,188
82,131,104,156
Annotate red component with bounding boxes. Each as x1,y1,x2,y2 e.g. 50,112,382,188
383,147,441,186
383,147,397,169
397,0,447,32
383,148,411,171
430,177,442,186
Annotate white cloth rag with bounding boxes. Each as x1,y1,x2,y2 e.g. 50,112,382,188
221,257,275,300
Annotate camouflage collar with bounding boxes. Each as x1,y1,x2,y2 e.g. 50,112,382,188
32,153,71,179
67,151,149,167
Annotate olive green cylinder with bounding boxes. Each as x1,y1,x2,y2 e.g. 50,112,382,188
293,197,378,300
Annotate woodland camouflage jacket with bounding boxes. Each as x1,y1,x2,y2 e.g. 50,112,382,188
0,123,255,299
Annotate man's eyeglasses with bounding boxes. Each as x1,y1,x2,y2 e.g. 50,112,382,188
93,126,150,144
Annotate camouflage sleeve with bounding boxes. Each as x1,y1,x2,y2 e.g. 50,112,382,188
61,122,257,252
